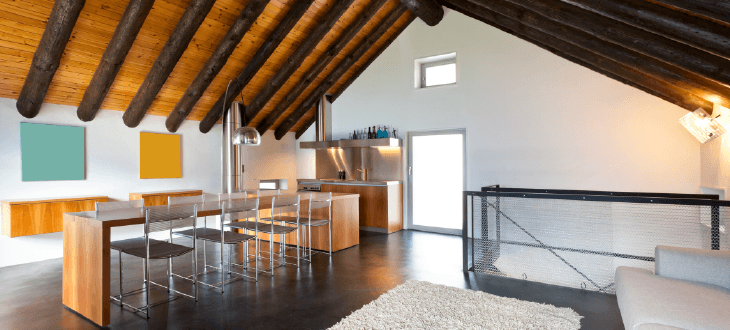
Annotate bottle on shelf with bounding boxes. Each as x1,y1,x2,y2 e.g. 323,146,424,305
377,126,383,138
372,126,376,139
367,127,371,139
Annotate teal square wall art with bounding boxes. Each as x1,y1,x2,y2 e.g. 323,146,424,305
21,123,85,181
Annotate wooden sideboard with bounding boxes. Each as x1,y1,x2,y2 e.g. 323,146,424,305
321,183,403,233
129,189,202,206
1,195,108,238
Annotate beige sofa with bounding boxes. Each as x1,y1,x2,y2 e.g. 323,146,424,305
615,246,730,330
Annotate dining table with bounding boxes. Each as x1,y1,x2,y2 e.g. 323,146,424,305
61,192,359,326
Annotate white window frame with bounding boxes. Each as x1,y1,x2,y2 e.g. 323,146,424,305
414,52,457,89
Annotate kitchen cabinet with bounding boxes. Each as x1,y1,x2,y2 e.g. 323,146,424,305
320,183,402,233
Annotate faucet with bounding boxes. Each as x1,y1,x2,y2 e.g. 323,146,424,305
356,167,370,181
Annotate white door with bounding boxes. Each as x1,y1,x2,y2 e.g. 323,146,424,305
408,129,466,235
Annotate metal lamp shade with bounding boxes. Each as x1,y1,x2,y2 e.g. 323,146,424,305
233,126,261,146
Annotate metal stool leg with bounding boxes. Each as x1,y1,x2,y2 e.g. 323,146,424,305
328,222,332,256
145,257,150,319
269,235,274,272
228,244,232,275
193,244,198,302
220,238,225,294
296,227,300,268
118,250,123,306
308,224,313,261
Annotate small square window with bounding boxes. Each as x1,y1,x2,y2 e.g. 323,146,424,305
415,52,457,89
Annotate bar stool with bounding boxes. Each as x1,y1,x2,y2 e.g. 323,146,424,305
110,204,199,317
99,200,146,306
280,192,333,261
227,195,300,274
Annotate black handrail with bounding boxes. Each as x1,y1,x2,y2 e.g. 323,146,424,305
481,185,719,200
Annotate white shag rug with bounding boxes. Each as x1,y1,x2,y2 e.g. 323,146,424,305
329,280,582,330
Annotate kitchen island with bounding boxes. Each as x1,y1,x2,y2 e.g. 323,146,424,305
299,179,403,233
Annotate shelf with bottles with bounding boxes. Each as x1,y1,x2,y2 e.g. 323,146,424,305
348,125,398,140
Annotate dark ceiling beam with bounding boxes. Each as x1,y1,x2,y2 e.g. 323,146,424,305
461,0,730,108
274,5,409,140
76,0,155,122
296,14,417,139
16,0,85,118
399,0,444,26
255,0,390,134
490,0,730,88
648,0,730,26
560,0,730,60
122,0,216,128
198,0,316,134
164,0,268,133
239,0,356,131
443,0,713,112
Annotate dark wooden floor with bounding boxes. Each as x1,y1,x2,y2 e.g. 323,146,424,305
0,230,624,329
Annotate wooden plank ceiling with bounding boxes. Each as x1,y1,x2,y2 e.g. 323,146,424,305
3,0,729,140
0,0,415,137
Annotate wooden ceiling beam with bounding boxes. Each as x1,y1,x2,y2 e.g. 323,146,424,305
164,0,268,133
648,0,730,26
122,0,216,128
240,0,356,130
399,0,444,26
487,0,730,88
459,0,730,108
296,14,417,139
76,0,155,122
443,0,713,112
255,0,390,134
16,0,85,118
198,0,316,134
274,4,409,140
560,0,730,60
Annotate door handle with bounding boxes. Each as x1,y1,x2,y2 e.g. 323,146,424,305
409,167,412,176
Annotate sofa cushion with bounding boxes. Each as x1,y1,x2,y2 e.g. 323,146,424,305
655,245,730,291
616,266,730,330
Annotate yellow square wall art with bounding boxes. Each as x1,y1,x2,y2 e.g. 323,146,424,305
140,132,181,179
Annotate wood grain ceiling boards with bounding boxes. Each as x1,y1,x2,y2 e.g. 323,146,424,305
0,0,415,133
8,0,722,138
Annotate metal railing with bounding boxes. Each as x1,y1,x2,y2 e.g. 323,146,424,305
463,186,728,293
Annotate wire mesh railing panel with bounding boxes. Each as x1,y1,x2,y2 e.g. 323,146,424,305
467,192,730,294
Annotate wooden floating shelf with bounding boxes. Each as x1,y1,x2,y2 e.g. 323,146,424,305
129,189,203,207
1,195,108,238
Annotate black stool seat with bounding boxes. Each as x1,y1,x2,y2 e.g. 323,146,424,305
226,221,297,235
175,228,255,244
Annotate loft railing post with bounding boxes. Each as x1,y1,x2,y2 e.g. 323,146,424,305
711,204,720,250
463,191,470,272
495,187,501,259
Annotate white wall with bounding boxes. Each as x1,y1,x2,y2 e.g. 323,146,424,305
0,98,225,267
295,128,316,181
700,105,730,197
0,96,304,268
241,131,300,192
330,10,701,194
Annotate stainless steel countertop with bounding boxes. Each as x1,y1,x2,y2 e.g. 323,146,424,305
297,179,402,187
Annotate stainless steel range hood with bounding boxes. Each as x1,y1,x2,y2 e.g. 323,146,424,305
299,94,401,149
300,138,402,149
